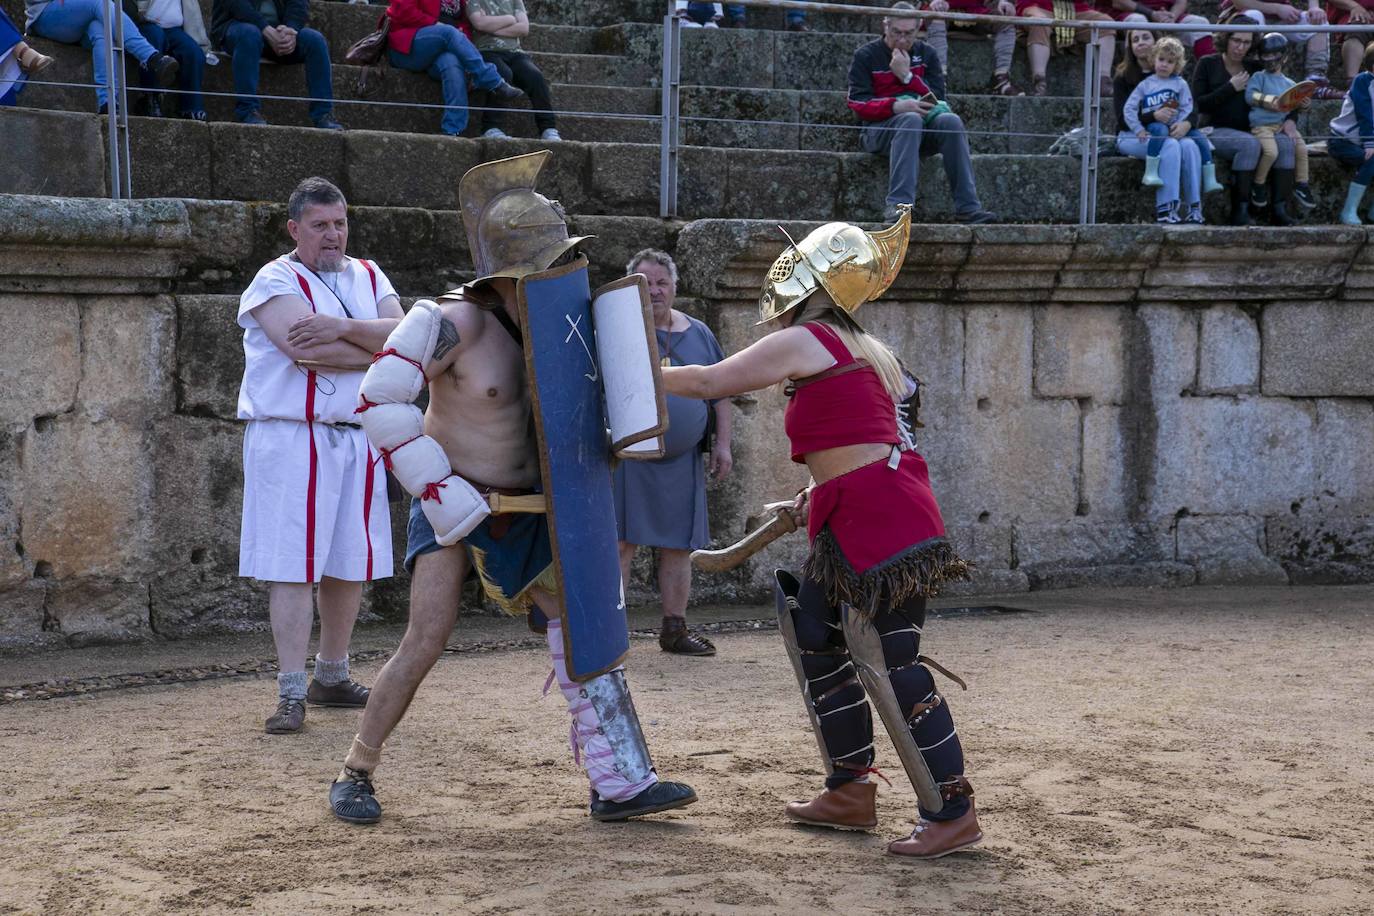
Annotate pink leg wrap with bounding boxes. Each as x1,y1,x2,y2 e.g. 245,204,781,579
545,620,657,803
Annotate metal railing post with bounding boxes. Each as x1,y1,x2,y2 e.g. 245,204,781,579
113,3,133,198
658,1,681,219
1085,26,1100,225
102,2,122,199
1077,29,1094,225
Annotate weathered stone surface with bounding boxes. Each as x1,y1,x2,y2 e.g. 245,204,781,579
942,568,1030,596
1016,520,1173,570
209,122,347,205
1028,561,1197,590
0,430,25,588
957,226,1075,302
1265,515,1374,583
1177,515,1289,585
78,296,177,421
21,414,155,581
946,523,1013,569
0,295,80,430
1147,397,1316,517
964,306,1032,407
0,582,56,650
1314,400,1374,515
1196,305,1259,395
1262,301,1374,396
176,296,244,421
724,149,838,221
570,216,674,290
587,142,662,217
1136,303,1198,398
46,579,150,647
681,86,800,151
125,117,212,201
1144,228,1362,302
1034,305,1127,404
344,132,482,210
1082,405,1128,519
0,109,105,197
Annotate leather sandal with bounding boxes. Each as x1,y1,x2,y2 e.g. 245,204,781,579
17,45,54,76
659,617,716,656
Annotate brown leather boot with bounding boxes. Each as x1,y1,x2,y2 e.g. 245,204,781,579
784,781,877,831
887,801,983,859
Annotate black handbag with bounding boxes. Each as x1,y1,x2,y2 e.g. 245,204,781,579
344,14,390,67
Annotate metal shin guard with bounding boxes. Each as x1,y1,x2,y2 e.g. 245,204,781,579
840,603,944,813
580,669,655,786
775,569,834,776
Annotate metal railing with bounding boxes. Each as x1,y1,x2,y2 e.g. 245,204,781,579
57,0,1374,221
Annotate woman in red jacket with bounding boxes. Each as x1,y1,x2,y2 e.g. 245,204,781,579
660,207,983,860
385,0,522,136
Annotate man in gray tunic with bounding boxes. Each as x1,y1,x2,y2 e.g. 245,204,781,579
614,250,732,656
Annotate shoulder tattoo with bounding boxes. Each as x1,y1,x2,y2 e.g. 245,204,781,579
434,317,461,361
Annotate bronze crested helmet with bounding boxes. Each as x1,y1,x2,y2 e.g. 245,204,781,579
457,150,593,287
758,204,912,326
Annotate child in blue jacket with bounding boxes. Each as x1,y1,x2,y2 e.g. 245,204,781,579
1330,42,1374,225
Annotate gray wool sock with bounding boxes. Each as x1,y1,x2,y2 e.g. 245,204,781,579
277,670,308,700
313,654,350,686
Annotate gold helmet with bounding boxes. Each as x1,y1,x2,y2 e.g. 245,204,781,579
758,204,912,325
458,150,593,287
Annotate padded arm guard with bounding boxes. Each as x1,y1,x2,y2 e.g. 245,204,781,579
357,300,489,546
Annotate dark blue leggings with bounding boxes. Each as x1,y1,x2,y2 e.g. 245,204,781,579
791,576,969,821
1330,137,1374,185
1147,121,1212,164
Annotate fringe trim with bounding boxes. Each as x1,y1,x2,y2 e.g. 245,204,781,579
802,529,973,622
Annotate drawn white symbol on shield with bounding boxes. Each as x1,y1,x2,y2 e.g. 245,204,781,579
565,314,598,382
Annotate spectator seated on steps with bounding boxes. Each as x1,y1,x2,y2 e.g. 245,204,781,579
210,0,342,128
134,0,213,120
1018,0,1116,97
25,0,179,113
918,0,1025,97
385,0,522,137
847,1,996,223
1,4,54,106
467,0,559,141
1326,0,1374,87
1097,0,1216,63
717,1,815,30
1220,0,1343,97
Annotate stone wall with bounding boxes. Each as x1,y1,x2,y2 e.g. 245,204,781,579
2,194,1371,648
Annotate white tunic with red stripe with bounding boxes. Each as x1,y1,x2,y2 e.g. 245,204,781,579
236,255,396,583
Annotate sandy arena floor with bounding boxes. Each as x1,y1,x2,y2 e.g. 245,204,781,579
1,586,1372,915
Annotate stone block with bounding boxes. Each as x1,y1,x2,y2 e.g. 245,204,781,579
151,417,246,573
1196,305,1259,395
1265,515,1374,584
1027,561,1197,590
1016,519,1173,569
963,306,1033,407
344,132,481,210
1081,405,1128,519
176,296,244,421
45,579,149,647
1136,304,1198,398
773,32,862,91
1261,301,1374,396
956,226,1075,303
941,569,1030,596
1058,226,1160,303
77,296,177,422
681,87,800,151
0,582,56,651
724,149,838,221
679,28,776,89
1147,397,1316,517
21,414,155,581
1315,400,1374,514
1145,228,1361,302
1033,304,1127,404
149,563,266,638
946,523,1013,569
209,122,347,204
587,142,661,217
126,116,212,201
0,109,105,197
0,295,80,429
1176,514,1289,585
0,429,24,588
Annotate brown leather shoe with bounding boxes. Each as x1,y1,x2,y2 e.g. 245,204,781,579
659,617,716,657
784,781,878,830
265,697,305,734
887,803,983,859
307,678,370,708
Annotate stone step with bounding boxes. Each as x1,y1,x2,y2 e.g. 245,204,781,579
4,108,1364,232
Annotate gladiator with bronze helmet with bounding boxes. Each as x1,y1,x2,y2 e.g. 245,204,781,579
661,206,984,859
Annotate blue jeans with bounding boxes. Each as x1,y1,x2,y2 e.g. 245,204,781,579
1330,137,1374,185
387,24,500,136
221,20,332,122
32,0,160,108
1118,131,1200,206
723,2,807,23
137,23,206,115
1146,122,1212,165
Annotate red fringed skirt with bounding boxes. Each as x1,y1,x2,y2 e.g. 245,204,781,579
801,450,971,619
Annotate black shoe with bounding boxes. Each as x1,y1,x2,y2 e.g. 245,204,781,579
131,93,162,118
265,697,306,734
882,203,910,222
955,209,997,225
1293,182,1317,212
182,110,208,122
307,678,370,708
145,53,179,88
1230,169,1253,226
330,767,382,824
785,19,812,31
1270,168,1297,226
488,79,524,102
590,781,698,821
313,116,345,131
1250,181,1269,209
237,111,268,125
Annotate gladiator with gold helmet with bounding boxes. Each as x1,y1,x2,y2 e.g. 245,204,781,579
326,151,697,827
661,206,984,859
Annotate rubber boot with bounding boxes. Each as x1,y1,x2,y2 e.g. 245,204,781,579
1270,168,1296,226
1201,161,1225,194
1230,170,1253,226
1340,181,1368,226
1141,155,1164,188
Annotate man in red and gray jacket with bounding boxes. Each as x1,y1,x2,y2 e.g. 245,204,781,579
848,1,995,223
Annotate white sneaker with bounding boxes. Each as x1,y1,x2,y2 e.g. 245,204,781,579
540,128,562,141
482,127,511,139
681,19,703,27
704,20,719,27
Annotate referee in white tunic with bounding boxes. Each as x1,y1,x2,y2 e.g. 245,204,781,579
236,177,404,734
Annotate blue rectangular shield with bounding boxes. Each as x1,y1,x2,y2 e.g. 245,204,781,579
517,258,628,682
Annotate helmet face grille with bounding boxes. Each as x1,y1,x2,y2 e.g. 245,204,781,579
768,250,797,283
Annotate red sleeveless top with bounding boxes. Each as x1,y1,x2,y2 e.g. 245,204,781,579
783,323,899,463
